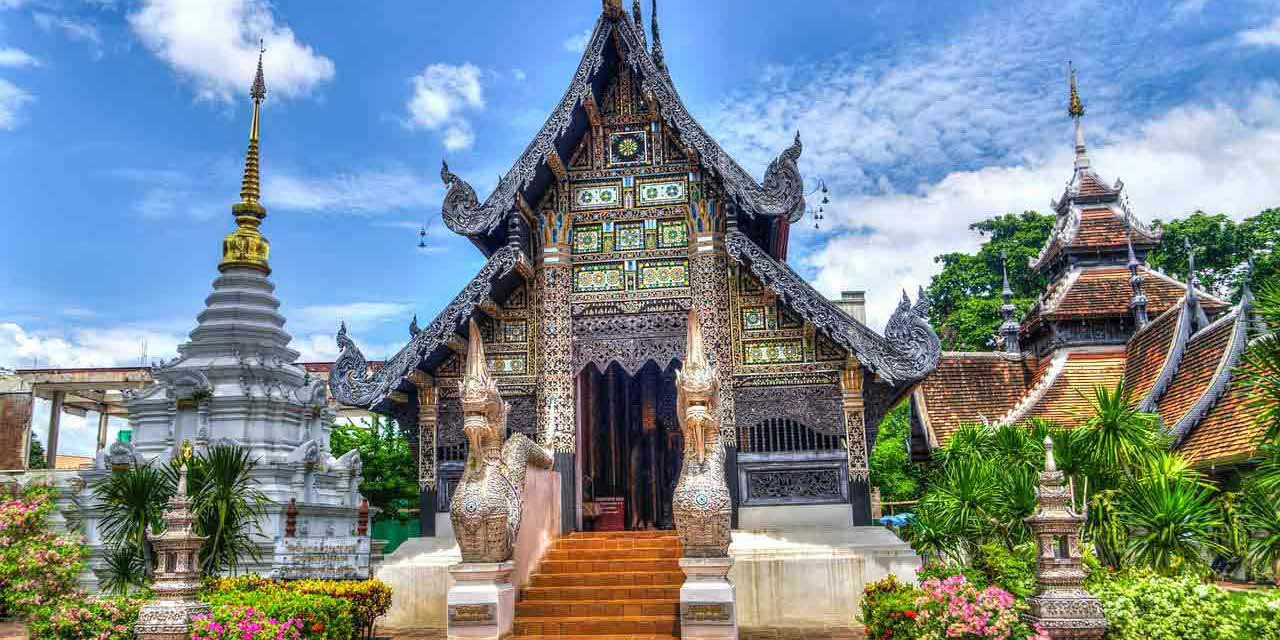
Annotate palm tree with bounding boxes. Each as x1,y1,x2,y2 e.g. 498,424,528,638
1076,382,1164,481
1240,280,1280,442
1120,461,1224,575
1242,484,1280,582
177,444,271,575
92,463,173,583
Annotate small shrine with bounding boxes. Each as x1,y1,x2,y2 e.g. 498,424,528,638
1023,437,1107,639
136,443,211,640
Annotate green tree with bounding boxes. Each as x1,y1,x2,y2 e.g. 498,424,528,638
28,434,48,469
869,403,924,502
331,415,419,523
926,212,1053,351
1148,212,1243,298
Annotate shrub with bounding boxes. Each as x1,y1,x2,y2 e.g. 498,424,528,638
204,585,353,640
914,574,1048,640
1088,571,1257,640
191,606,303,640
860,574,921,640
972,543,1036,598
288,579,393,639
0,484,87,617
26,594,146,640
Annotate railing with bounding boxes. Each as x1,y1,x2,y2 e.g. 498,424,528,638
738,418,843,454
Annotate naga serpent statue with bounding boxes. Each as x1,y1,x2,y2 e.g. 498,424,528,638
450,319,554,564
672,309,733,557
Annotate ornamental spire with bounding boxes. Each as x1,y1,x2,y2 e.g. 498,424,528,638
999,251,1022,354
1126,209,1149,328
1068,61,1090,171
633,0,647,48
1185,238,1210,329
219,41,271,275
651,0,667,74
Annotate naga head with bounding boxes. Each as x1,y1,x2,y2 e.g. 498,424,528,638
459,318,506,470
677,309,719,465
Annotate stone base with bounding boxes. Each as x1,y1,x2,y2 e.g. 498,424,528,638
136,600,212,640
679,557,738,640
447,562,515,640
1024,592,1107,639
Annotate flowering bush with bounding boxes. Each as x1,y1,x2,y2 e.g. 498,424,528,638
860,575,921,640
1087,570,1273,640
26,594,146,640
204,586,353,640
0,484,87,617
191,606,303,640
203,576,392,639
914,575,1048,640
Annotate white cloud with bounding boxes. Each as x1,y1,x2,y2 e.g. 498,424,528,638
562,27,592,54
33,12,102,49
802,86,1280,328
0,47,39,67
267,167,443,215
406,63,485,151
0,77,33,130
290,301,413,334
128,0,334,101
1239,16,1280,48
0,322,182,369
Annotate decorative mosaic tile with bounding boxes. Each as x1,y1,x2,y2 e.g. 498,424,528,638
614,221,645,251
638,179,688,206
573,184,622,211
741,307,768,331
572,224,604,254
743,340,805,364
607,130,648,166
501,320,528,344
487,355,528,375
637,259,689,290
573,263,626,292
657,218,690,248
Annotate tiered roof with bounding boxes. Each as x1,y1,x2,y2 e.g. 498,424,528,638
912,70,1266,469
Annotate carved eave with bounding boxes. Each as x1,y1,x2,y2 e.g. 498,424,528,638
1170,303,1251,445
328,245,531,414
440,10,807,256
1031,169,1161,273
725,230,941,395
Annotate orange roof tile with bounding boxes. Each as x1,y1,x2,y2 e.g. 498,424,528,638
1178,357,1268,467
54,454,92,469
1075,173,1115,199
1023,350,1128,427
1029,266,1225,327
1157,317,1235,430
916,353,1038,445
1124,304,1185,403
1070,208,1135,250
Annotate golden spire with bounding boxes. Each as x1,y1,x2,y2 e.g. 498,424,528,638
1068,61,1090,171
220,41,271,275
1068,61,1085,118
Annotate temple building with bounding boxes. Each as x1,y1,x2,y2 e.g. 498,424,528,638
330,0,940,539
911,69,1266,473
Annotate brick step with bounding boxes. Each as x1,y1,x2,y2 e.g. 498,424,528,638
515,600,678,618
529,570,685,588
512,636,678,640
553,537,681,551
543,547,675,561
538,559,681,574
514,616,679,637
521,585,680,602
568,531,678,539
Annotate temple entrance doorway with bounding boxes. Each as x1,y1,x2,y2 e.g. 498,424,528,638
575,360,682,531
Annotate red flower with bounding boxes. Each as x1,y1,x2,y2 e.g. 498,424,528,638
905,610,917,619
882,630,893,639
312,623,325,633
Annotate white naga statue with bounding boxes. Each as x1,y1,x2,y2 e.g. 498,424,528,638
450,319,554,563
673,310,733,557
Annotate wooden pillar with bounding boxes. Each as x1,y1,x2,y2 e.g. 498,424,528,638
841,362,872,525
412,373,439,537
96,406,111,453
537,213,577,532
46,390,64,469
689,195,739,527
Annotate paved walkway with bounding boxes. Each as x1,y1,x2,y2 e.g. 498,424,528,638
0,621,26,640
377,626,865,639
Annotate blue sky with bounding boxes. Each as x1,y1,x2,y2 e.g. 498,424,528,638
4,1,1280,405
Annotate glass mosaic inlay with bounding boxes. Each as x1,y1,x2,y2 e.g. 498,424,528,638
614,222,646,251
657,219,689,248
572,224,604,254
573,263,626,292
743,340,805,364
637,259,690,290
637,179,688,206
573,184,622,211
607,131,648,166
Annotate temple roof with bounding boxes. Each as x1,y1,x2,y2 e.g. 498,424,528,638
912,352,1039,446
1124,302,1188,408
439,4,806,256
1023,265,1226,331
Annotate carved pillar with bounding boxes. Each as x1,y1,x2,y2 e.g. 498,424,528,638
412,372,439,536
841,361,871,525
538,209,577,532
690,195,738,527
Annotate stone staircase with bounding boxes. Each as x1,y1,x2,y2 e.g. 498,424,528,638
513,530,683,639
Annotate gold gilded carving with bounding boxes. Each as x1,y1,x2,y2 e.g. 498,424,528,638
673,309,732,558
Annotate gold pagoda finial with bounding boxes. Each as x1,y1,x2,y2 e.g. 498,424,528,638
1068,61,1085,118
220,40,271,275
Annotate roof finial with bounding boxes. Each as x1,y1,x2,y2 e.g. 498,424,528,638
219,42,270,275
650,0,667,74
1242,256,1256,303
633,0,647,48
1184,237,1209,328
602,0,624,19
1125,207,1149,328
1068,61,1090,171
999,251,1022,354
